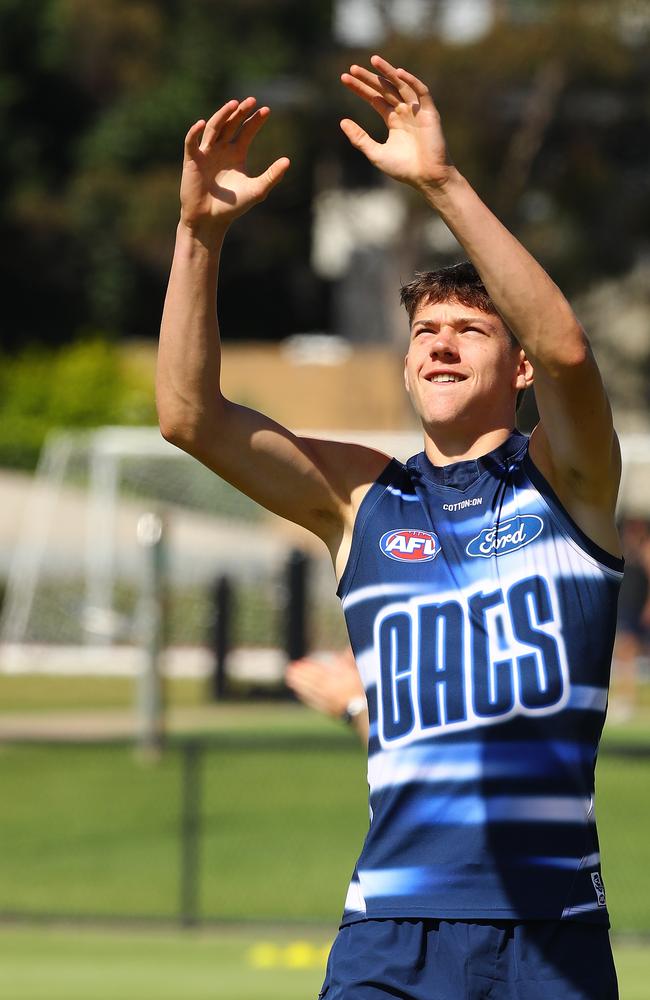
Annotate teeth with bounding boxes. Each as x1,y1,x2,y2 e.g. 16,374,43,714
431,373,462,383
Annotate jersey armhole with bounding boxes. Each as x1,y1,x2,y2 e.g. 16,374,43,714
336,458,401,600
522,452,624,574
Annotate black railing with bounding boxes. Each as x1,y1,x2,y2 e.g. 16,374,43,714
0,734,648,934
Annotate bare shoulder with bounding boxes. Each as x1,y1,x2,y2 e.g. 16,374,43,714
304,436,392,493
527,423,622,559
303,436,392,576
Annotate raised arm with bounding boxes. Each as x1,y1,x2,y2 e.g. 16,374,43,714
340,56,620,554
157,98,388,564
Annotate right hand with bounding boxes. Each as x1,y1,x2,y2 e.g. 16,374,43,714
180,98,290,239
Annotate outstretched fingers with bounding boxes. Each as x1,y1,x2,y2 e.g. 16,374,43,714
370,54,432,107
199,99,240,152
220,96,258,143
394,66,431,100
345,63,402,107
341,73,393,121
341,82,393,125
233,105,272,153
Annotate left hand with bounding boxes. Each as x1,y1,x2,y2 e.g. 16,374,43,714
340,55,452,190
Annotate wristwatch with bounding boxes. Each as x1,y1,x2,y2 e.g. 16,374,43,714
340,696,367,725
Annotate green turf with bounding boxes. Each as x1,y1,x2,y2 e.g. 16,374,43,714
0,674,205,712
0,925,647,1000
0,725,368,922
0,925,329,1000
200,741,368,919
0,698,649,931
596,753,650,933
0,743,182,916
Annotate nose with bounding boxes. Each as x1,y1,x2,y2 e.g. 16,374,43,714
429,327,460,361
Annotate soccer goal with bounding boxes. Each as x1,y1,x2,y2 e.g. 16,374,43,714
0,426,414,690
0,426,297,677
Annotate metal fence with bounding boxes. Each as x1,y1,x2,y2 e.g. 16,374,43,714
1,733,649,936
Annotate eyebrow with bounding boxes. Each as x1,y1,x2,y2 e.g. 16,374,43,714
412,316,498,332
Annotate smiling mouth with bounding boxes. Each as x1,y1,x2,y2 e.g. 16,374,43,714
427,373,466,383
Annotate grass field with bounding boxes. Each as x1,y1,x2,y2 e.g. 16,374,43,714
0,698,649,930
0,690,649,997
0,725,368,921
0,924,648,1000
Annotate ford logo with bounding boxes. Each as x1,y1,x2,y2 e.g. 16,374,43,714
466,515,544,558
380,528,441,563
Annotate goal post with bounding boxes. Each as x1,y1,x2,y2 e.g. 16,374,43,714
0,426,347,692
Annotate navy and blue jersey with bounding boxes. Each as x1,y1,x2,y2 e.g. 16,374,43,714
338,431,622,926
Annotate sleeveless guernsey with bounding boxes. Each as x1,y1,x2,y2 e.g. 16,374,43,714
338,431,623,926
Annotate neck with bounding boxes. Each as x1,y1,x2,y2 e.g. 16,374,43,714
422,424,516,467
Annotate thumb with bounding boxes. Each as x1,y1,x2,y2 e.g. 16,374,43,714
253,156,291,200
340,118,380,162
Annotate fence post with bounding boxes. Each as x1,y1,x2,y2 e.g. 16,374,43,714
209,574,233,701
179,740,202,927
285,549,310,662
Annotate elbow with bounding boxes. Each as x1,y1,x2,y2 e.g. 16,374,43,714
156,389,229,455
540,324,591,375
156,400,202,451
556,343,590,373
158,416,193,451
156,389,188,448
560,324,590,368
158,401,227,457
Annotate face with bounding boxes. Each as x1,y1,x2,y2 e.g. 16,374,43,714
403,299,532,432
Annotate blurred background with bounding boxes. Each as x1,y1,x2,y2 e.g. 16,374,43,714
1,1,649,998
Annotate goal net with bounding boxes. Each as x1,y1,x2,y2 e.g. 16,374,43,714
0,426,418,687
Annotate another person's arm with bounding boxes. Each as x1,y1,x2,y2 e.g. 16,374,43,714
157,99,388,572
286,649,368,745
340,56,620,553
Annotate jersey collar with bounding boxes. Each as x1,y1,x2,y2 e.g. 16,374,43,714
411,430,527,491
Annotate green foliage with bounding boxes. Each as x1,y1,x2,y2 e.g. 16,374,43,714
0,338,156,469
0,0,649,346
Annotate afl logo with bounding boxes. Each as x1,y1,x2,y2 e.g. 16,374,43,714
380,528,441,563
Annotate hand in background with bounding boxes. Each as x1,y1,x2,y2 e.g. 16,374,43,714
286,648,368,745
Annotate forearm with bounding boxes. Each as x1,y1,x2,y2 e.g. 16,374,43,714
420,169,586,369
157,223,227,443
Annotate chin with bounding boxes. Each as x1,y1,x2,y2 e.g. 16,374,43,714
415,402,471,429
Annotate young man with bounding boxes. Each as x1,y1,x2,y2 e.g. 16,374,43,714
158,56,622,999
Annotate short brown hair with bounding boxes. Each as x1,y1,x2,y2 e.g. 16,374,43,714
400,261,501,323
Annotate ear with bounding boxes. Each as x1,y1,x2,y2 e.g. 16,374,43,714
515,349,534,392
403,355,411,394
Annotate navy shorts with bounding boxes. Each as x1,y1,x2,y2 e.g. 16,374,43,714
318,918,618,1000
